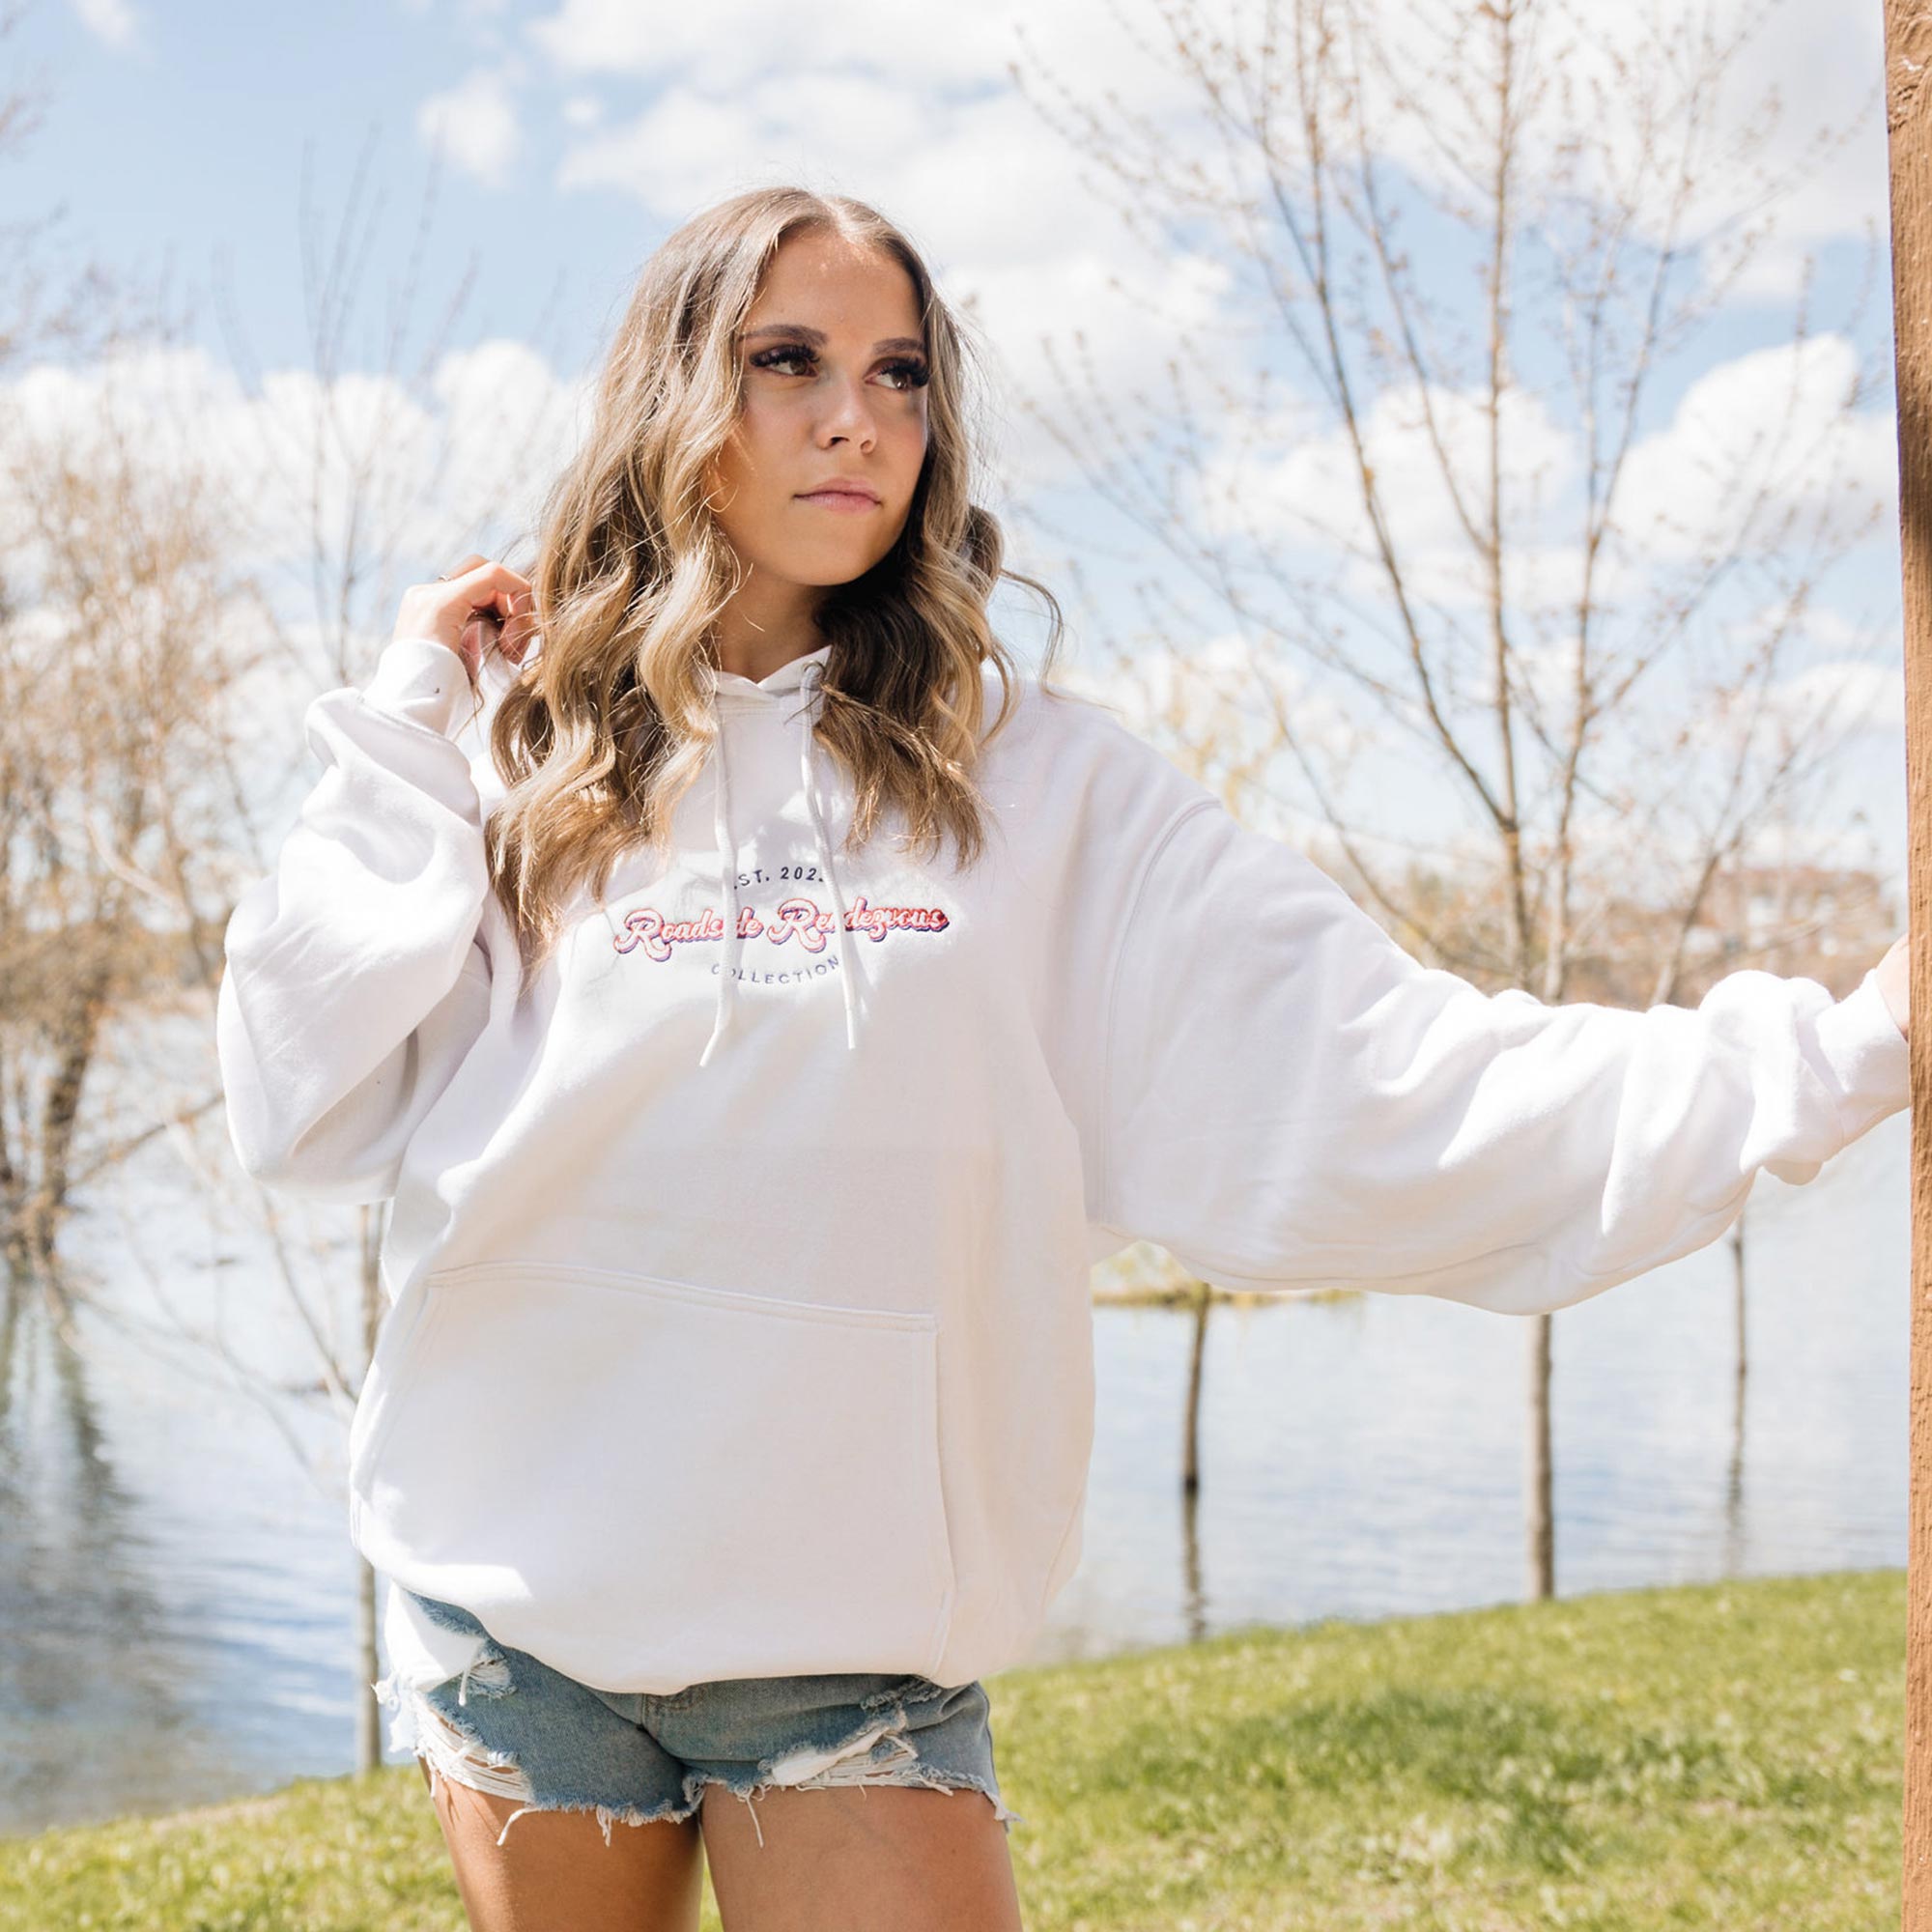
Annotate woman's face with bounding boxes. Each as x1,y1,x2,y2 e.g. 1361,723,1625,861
704,228,931,593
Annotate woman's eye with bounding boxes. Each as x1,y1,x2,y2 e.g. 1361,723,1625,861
747,345,930,391
751,345,815,377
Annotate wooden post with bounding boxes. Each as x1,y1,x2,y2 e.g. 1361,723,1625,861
1885,7,1932,1922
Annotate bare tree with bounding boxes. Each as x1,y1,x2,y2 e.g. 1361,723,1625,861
0,367,247,1270
0,0,235,1279
3,116,573,1778
1009,0,1896,1599
0,0,141,371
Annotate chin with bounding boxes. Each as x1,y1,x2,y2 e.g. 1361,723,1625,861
792,550,891,587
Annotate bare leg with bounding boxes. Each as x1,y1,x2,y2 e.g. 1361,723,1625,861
413,1728,706,1932
698,1779,1024,1932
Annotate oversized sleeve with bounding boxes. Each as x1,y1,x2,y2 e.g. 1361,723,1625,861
214,637,497,1205
1082,792,1910,1317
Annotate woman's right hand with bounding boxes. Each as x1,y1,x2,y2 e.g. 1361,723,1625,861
1878,931,1909,1041
392,554,538,689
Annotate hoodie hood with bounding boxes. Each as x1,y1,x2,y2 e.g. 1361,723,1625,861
477,634,855,1070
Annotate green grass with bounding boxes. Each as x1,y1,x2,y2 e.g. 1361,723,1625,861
1,1568,1907,1929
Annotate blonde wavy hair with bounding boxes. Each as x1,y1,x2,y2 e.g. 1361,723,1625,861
480,185,1074,988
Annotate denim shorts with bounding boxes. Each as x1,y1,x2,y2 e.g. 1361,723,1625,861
376,1586,1024,1851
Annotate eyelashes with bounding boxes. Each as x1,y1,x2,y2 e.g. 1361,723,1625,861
748,343,930,391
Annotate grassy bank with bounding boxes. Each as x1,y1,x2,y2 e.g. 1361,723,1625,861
2,1567,1905,1929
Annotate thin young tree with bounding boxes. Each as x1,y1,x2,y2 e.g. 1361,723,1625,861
1009,0,1896,1598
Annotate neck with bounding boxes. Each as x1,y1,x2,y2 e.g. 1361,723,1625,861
714,574,827,685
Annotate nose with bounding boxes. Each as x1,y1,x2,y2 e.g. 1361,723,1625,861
816,372,877,452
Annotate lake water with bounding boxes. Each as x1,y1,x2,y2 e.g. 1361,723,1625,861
0,1108,1910,1838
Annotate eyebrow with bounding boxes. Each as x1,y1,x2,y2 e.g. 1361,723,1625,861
737,323,926,356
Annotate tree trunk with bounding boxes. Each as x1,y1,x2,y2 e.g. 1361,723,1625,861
26,952,114,1267
353,1207,385,1774
1732,1208,1747,1418
1181,1278,1208,1495
354,1555,380,1776
1524,1313,1553,1600
1881,5,1932,1917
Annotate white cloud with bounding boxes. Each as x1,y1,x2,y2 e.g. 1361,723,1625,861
1769,656,1902,738
526,0,1892,268
1189,375,1585,618
554,73,936,210
1714,647,1904,757
1162,329,1894,678
0,333,586,666
68,0,142,52
1338,0,1887,299
417,67,526,188
524,0,1180,102
1052,629,1365,833
1613,334,1895,561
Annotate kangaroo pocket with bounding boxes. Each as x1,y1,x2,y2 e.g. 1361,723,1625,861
349,1259,957,1694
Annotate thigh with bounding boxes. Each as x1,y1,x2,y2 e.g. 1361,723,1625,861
418,1753,705,1932
699,1780,1023,1932
674,1672,1026,1932
381,1589,711,1932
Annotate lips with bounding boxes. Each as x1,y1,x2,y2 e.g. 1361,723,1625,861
796,482,881,506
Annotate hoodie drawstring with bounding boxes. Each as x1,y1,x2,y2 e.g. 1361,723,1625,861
696,698,743,1068
799,660,861,1054
696,655,858,1066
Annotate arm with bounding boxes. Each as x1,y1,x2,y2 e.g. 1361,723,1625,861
215,637,497,1205
1087,796,1911,1317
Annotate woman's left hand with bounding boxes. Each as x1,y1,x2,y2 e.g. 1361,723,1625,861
1877,933,1909,1040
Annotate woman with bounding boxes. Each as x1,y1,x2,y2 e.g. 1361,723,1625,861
214,185,1913,1932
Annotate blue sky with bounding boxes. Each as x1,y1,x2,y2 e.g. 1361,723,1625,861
12,2,645,375
5,0,1914,923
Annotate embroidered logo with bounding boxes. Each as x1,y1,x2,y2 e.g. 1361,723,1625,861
611,893,951,963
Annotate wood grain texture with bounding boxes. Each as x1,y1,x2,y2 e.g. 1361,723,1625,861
1884,7,1932,1923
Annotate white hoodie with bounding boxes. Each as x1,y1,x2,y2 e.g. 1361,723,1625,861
216,633,1911,1702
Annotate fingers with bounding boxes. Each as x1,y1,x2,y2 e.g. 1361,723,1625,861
395,557,538,680
442,558,528,630
448,560,537,668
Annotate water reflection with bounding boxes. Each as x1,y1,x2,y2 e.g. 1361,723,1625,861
0,1113,1909,1836
1047,1108,1907,1668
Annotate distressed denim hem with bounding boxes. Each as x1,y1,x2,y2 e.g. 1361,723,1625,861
675,1678,1024,1850
374,1648,1020,1855
683,1764,1026,1849
374,1668,704,1849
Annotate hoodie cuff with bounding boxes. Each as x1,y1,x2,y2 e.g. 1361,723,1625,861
1816,964,1911,1142
361,637,475,738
